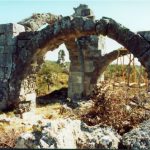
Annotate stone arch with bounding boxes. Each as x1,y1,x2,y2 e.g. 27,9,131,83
6,15,149,112
0,5,150,112
14,16,150,78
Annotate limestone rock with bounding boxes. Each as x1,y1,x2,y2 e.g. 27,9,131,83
18,13,60,31
122,119,150,149
15,119,121,149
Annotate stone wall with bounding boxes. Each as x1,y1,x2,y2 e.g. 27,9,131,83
0,24,37,112
138,31,150,42
0,23,25,110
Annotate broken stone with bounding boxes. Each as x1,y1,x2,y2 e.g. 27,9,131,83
122,119,150,149
15,119,121,149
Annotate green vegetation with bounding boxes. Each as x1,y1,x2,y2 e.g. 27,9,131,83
36,61,147,96
36,60,70,96
104,64,147,83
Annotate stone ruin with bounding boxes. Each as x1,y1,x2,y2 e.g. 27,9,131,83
0,4,150,114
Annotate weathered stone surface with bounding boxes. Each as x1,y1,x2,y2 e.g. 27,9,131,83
18,13,60,31
84,60,95,72
0,24,6,33
0,34,5,45
6,23,25,33
0,46,4,53
122,119,150,149
72,4,94,20
15,119,121,149
6,34,17,46
4,45,15,53
0,4,150,112
0,81,8,110
138,31,150,42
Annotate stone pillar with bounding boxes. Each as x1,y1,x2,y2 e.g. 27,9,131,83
67,4,105,100
78,35,105,97
67,35,105,100
0,23,25,110
67,42,84,99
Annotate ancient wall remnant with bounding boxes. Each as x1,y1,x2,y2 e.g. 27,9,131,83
0,4,150,112
67,4,105,99
0,23,25,110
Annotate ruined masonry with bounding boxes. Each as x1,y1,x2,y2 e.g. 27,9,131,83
0,24,25,110
0,23,37,112
0,4,150,113
67,35,105,99
67,4,105,99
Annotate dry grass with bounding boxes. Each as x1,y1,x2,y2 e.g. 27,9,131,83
81,81,150,135
0,127,24,148
36,102,75,120
0,117,29,148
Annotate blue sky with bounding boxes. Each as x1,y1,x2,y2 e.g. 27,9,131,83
0,0,150,64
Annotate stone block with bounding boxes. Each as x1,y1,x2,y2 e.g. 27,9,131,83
90,84,94,92
17,40,27,48
0,67,4,78
98,35,105,50
138,31,150,42
0,24,6,34
70,65,82,72
6,23,25,34
0,53,5,65
84,76,91,84
0,99,7,110
83,50,101,58
84,83,90,96
67,83,73,96
81,8,92,16
72,83,83,93
68,82,83,99
70,61,81,67
4,45,16,53
0,46,4,53
17,32,34,40
90,50,101,57
0,34,5,45
83,83,94,96
69,72,83,83
14,24,25,33
83,19,95,31
5,67,12,79
3,53,12,66
6,34,17,46
84,61,94,72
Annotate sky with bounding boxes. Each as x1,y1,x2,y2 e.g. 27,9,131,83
0,0,150,64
